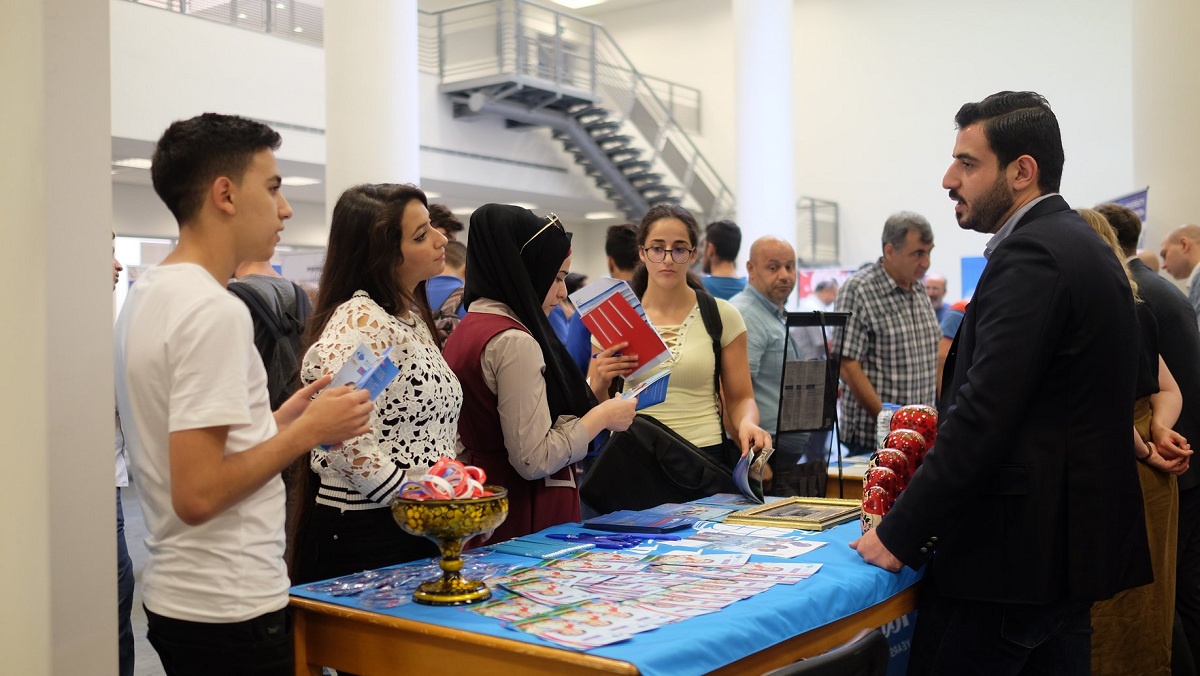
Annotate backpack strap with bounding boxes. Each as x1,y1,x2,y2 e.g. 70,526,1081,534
694,289,726,434
694,289,723,395
290,282,312,327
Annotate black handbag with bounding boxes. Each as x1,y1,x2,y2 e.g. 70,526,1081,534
580,414,738,514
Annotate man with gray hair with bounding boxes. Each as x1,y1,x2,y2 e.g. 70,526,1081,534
834,212,940,455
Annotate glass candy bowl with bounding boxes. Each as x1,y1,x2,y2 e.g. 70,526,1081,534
391,486,509,606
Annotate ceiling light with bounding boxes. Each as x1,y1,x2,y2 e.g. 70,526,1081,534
585,211,620,220
281,176,321,186
549,0,608,8
510,202,539,211
112,158,152,169
275,3,286,8
293,26,303,33
236,12,247,19
424,191,441,199
450,207,475,216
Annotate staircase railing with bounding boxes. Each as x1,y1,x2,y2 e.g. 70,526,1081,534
426,0,730,220
122,0,323,46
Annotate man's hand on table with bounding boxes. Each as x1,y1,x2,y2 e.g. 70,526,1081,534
849,528,903,572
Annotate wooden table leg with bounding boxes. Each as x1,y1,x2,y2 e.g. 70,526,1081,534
293,607,322,676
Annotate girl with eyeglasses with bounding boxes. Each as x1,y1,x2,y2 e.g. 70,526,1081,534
590,204,772,468
443,205,637,542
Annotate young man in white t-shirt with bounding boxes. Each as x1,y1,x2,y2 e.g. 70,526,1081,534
114,113,372,675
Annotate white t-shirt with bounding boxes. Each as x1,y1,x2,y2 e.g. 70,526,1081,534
114,263,286,623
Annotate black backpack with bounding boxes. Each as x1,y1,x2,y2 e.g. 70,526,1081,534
228,281,312,410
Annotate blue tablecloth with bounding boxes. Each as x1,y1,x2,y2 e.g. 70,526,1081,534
291,520,923,676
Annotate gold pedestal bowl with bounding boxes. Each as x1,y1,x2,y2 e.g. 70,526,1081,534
391,486,509,606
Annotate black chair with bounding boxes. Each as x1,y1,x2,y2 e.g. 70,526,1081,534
762,628,890,676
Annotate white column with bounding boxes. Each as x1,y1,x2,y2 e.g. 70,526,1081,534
732,0,796,261
0,0,114,673
1132,1,1200,246
324,0,422,219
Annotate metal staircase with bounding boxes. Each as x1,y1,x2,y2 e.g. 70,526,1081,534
425,0,734,223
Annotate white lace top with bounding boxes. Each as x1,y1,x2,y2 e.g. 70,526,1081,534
301,291,463,509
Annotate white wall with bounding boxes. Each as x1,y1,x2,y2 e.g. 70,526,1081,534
593,0,1135,300
111,0,327,164
111,0,615,268
111,0,1139,298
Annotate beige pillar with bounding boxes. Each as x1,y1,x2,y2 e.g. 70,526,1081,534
732,0,796,256
324,0,422,218
1132,1,1200,245
0,0,115,673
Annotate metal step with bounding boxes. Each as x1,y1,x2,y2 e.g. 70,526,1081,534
594,134,632,149
640,186,675,200
572,107,609,125
629,175,664,189
606,146,641,161
583,120,621,135
615,159,652,173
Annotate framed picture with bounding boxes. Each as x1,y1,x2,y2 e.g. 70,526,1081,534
724,497,860,531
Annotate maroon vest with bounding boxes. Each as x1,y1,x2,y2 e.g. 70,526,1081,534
443,312,580,543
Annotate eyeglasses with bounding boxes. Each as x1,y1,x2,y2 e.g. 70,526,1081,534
519,213,563,254
641,245,695,264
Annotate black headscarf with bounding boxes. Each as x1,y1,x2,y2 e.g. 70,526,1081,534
463,204,593,421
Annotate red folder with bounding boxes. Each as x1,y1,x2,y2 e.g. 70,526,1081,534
580,292,669,376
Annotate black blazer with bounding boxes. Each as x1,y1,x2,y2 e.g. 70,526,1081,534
1130,257,1200,491
877,195,1152,604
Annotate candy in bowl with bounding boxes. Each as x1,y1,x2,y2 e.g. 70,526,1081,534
391,486,508,606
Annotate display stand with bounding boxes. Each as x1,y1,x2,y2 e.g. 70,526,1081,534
771,311,850,498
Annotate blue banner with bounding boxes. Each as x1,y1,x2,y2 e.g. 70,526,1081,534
1108,187,1149,222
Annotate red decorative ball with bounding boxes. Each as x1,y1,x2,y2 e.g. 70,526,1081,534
890,405,938,450
861,485,893,534
882,428,927,471
869,449,911,489
863,467,901,498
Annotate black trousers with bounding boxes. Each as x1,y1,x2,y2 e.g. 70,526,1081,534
294,503,439,585
145,606,292,676
907,585,1093,676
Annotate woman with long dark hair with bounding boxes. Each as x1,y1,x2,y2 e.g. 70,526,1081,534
295,183,461,582
590,204,771,466
442,204,636,541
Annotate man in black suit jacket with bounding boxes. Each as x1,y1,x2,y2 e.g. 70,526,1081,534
1099,202,1200,671
851,92,1152,674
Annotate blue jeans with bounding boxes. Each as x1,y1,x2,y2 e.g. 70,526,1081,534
146,606,292,676
116,489,134,676
907,585,1093,675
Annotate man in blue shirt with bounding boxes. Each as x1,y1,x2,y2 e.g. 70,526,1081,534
731,236,812,494
701,219,747,300
426,239,467,345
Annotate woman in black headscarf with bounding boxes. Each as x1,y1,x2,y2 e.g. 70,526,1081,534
443,205,636,540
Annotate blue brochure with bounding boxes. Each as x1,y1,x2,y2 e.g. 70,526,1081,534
621,370,670,410
582,510,694,534
330,343,400,401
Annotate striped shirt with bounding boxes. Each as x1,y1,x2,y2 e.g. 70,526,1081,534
833,260,940,448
